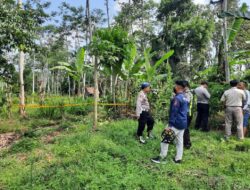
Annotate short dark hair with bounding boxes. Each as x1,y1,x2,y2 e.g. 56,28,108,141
201,81,208,86
230,80,239,87
175,80,185,88
182,80,190,88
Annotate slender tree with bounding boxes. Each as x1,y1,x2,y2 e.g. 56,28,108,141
17,0,26,117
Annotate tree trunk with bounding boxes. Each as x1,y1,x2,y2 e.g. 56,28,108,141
32,70,35,94
68,75,71,97
105,0,110,28
17,0,26,116
19,51,26,116
82,73,86,99
77,80,81,96
222,0,230,82
112,74,116,104
73,80,76,95
93,57,98,130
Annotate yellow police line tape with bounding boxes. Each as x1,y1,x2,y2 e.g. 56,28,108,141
14,103,129,109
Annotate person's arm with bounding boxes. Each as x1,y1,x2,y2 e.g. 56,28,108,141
247,91,250,107
220,92,225,102
169,97,180,127
220,92,226,107
136,93,143,118
203,88,211,99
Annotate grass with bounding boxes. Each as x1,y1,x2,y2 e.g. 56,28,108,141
0,118,250,190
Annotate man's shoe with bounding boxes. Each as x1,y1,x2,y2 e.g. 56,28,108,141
173,158,182,164
146,132,154,139
138,136,146,144
184,144,192,149
151,156,166,164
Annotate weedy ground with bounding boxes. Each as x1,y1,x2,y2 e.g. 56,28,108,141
0,116,250,190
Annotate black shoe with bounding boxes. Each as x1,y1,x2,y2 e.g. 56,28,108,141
184,144,192,149
151,156,167,164
201,129,210,132
173,158,182,164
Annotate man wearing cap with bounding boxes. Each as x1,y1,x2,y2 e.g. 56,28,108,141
183,80,193,149
151,81,188,164
194,81,211,132
237,81,250,137
136,82,154,144
221,80,246,140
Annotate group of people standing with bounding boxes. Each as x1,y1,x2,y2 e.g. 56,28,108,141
135,80,250,164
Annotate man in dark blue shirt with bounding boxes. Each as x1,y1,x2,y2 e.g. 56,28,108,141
151,81,188,164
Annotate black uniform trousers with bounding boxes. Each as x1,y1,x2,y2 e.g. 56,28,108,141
184,114,192,147
195,103,210,131
137,111,154,136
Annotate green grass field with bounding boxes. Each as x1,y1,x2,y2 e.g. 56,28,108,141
0,118,250,190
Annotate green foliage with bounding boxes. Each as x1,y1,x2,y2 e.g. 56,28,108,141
157,0,214,75
0,0,49,52
208,83,228,116
150,62,174,121
51,47,86,82
91,27,135,77
228,3,248,45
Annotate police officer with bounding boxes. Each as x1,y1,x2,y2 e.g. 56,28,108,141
136,82,155,144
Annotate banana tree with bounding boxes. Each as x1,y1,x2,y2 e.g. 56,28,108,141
140,48,174,84
227,3,250,69
51,47,88,96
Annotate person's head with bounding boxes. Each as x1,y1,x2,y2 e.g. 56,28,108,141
174,80,185,93
230,80,239,87
237,81,245,90
182,80,190,91
201,81,208,88
244,81,248,89
141,82,151,93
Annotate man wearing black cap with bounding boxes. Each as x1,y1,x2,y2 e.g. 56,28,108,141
136,82,155,144
183,80,193,149
151,81,188,164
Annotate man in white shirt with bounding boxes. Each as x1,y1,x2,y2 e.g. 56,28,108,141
194,81,211,132
237,81,250,137
136,82,154,144
221,80,246,140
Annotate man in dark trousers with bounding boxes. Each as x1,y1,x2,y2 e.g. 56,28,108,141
183,80,193,149
136,82,154,144
151,81,188,164
194,81,211,132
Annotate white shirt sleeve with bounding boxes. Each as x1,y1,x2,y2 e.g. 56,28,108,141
204,88,211,99
220,92,226,102
136,93,143,117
